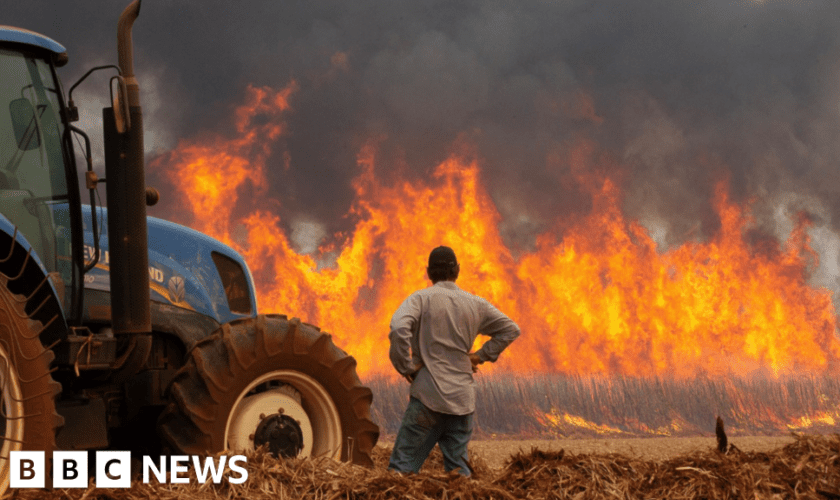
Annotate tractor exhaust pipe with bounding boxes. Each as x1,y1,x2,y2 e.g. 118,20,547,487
117,0,141,108
103,0,150,335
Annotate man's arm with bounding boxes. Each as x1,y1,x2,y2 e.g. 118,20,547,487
474,300,520,364
389,294,424,379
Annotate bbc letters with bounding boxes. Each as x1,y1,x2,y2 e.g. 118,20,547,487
10,451,248,488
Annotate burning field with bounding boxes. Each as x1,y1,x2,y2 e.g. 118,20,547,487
369,373,840,439
151,83,840,383
126,4,840,442
105,3,840,494
147,78,840,443
3,1,839,497
116,83,840,498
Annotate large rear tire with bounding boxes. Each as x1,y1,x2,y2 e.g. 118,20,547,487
158,315,379,465
0,275,63,494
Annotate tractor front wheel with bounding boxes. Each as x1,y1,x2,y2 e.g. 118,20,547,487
0,276,63,494
158,315,379,465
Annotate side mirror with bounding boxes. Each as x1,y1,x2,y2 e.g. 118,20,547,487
9,98,40,151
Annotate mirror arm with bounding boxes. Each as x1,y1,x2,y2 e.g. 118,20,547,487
69,124,102,273
65,65,122,123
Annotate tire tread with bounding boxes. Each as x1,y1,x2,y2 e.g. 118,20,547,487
159,315,379,466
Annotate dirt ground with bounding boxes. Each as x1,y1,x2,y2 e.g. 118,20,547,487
380,435,798,470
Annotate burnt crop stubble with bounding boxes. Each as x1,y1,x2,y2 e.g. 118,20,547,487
10,373,840,499
11,434,840,499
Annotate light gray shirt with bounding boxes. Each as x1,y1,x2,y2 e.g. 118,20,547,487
389,281,520,415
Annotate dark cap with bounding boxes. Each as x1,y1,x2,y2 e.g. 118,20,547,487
428,246,458,268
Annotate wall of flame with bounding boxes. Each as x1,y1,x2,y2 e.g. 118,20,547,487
151,84,840,379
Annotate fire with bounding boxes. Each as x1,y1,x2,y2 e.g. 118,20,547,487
152,84,840,379
788,412,838,430
538,409,625,436
514,169,840,378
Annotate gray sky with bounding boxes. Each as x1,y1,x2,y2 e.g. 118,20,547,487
7,0,840,282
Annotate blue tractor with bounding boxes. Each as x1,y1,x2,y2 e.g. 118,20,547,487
0,1,378,491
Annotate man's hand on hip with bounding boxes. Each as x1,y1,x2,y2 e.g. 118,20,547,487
469,352,483,373
405,361,424,383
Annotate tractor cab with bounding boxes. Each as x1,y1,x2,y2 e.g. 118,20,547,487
0,27,81,315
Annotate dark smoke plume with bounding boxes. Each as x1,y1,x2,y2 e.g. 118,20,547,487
7,1,840,289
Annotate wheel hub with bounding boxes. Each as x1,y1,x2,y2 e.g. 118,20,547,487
225,372,342,460
254,413,304,457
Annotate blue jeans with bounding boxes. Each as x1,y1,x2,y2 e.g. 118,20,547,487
388,397,474,476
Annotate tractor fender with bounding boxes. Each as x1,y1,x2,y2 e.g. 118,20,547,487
0,215,49,274
0,215,68,345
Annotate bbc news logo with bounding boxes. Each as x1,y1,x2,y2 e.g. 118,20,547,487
10,451,248,488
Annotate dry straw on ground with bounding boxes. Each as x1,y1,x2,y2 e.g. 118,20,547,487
9,434,840,499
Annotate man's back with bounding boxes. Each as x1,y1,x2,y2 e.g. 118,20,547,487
389,281,520,415
387,246,520,477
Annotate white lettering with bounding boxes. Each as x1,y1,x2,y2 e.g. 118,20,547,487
83,245,109,265
148,267,164,283
10,451,44,488
10,451,247,488
170,455,190,484
192,455,227,484
143,456,166,484
228,455,249,484
53,451,88,488
95,451,131,488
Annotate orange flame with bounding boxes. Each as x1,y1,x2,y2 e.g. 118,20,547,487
152,84,840,379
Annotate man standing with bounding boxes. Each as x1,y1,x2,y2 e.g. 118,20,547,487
388,246,520,476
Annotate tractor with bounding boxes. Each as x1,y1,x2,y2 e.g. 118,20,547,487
0,0,378,492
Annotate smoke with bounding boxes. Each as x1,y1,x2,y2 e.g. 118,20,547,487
7,1,840,270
